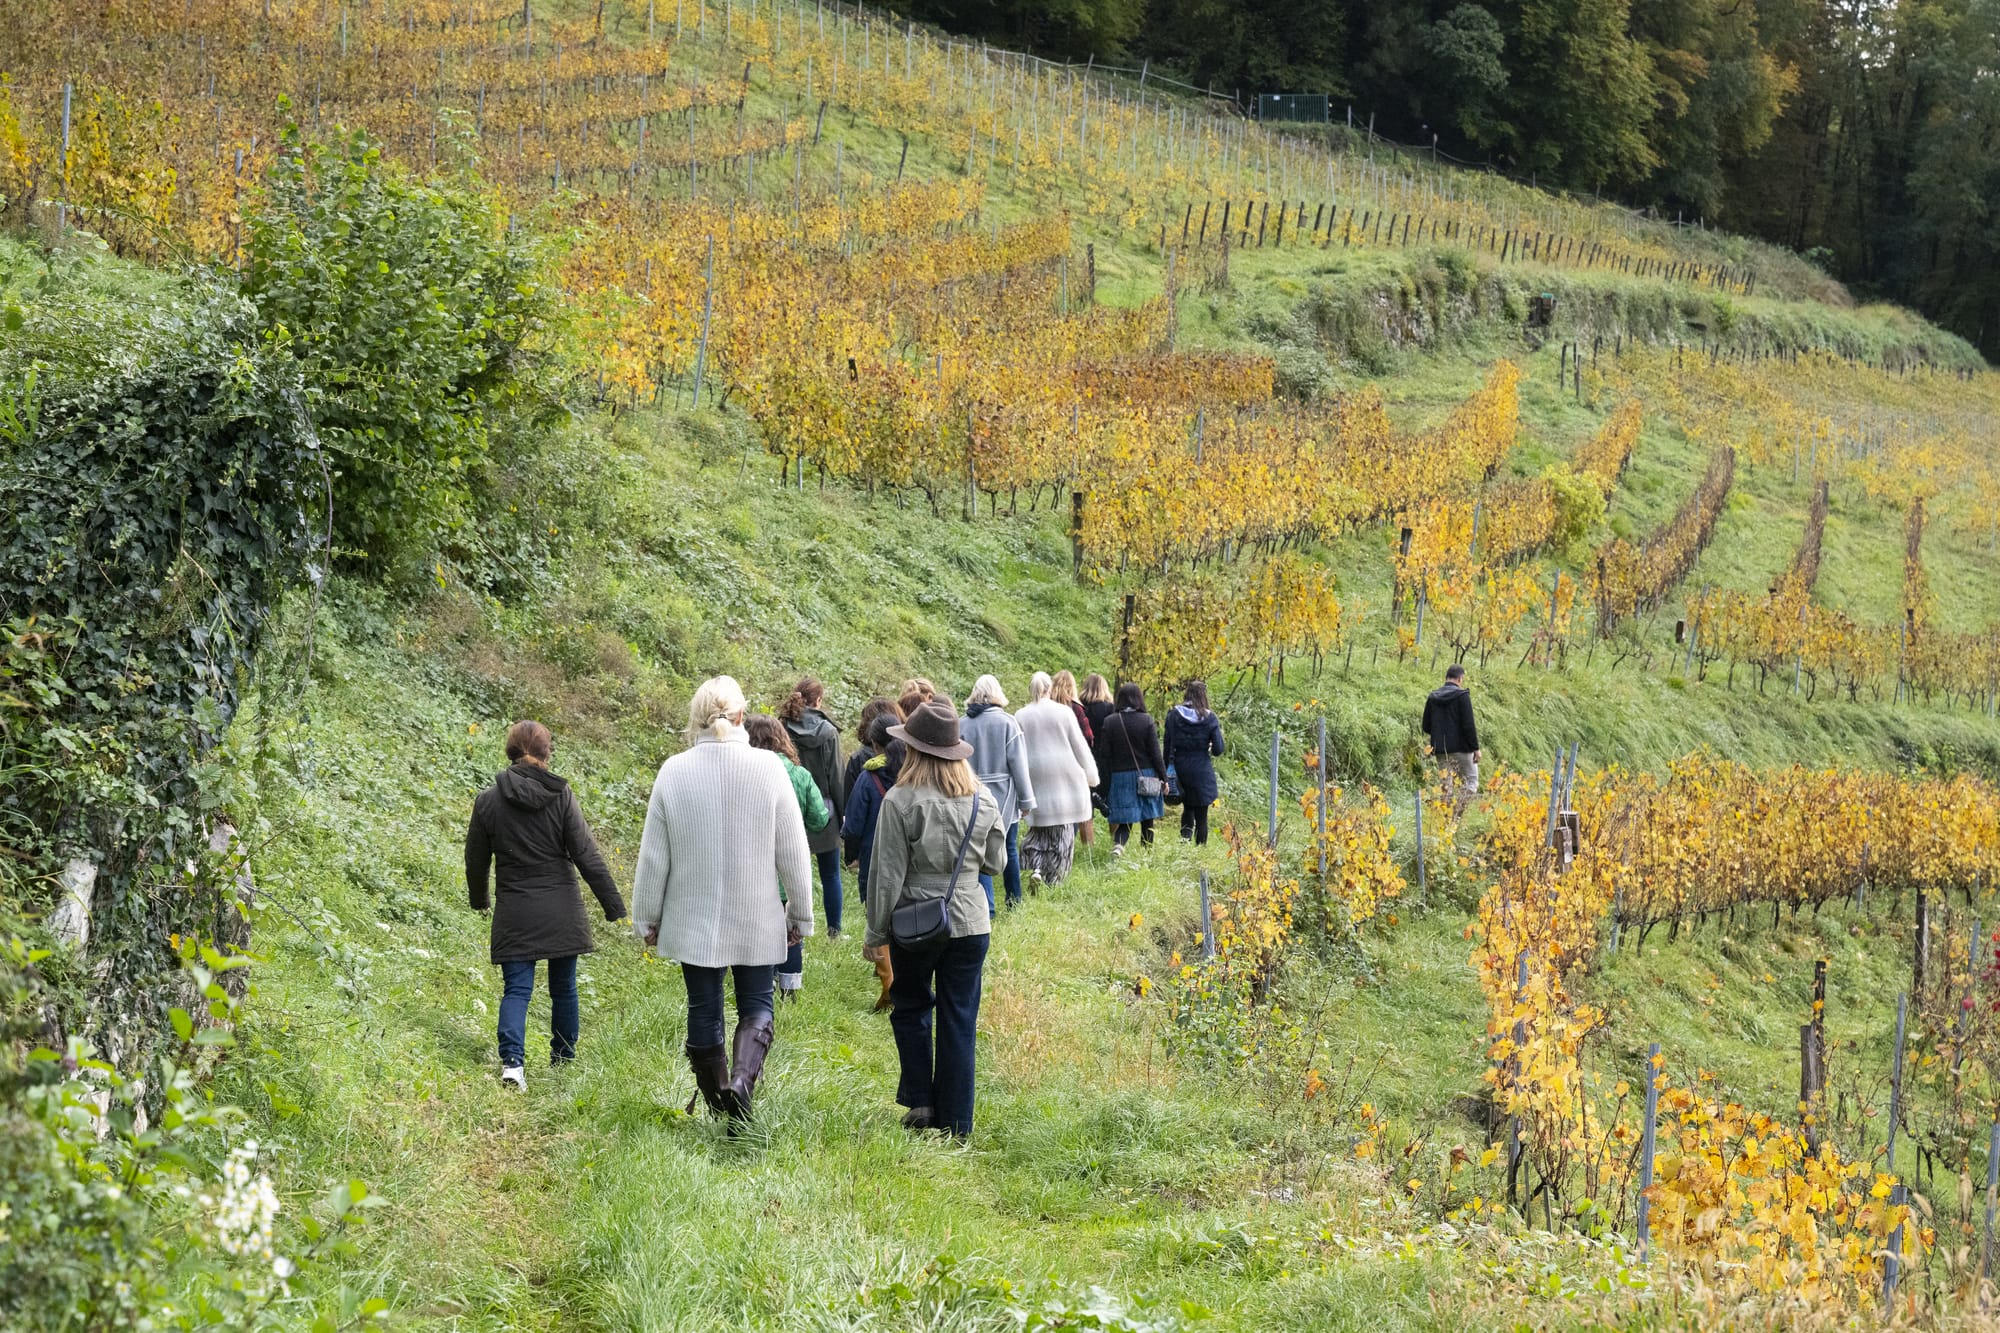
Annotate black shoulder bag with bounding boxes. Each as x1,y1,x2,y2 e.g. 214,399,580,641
891,792,982,948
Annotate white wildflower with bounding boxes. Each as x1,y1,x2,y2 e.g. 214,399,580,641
211,1143,280,1259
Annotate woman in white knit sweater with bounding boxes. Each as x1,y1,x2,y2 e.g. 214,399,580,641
1016,672,1099,886
631,677,813,1125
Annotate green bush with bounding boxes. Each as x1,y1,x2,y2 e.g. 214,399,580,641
245,125,551,578
1,936,384,1331
1541,464,1608,555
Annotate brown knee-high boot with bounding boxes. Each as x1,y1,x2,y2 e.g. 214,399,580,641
725,1014,775,1121
872,950,895,1012
684,1042,730,1118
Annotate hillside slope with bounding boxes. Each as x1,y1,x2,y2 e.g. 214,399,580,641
6,2,2000,1326
228,400,1992,1328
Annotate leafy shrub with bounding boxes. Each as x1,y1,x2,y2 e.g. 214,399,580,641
245,125,551,578
1540,464,1608,556
0,265,317,978
1269,341,1331,402
1,936,384,1331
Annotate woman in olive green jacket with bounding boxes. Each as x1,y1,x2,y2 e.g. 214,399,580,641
863,701,1008,1138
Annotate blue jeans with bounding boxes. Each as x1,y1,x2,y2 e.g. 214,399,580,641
888,932,990,1136
780,849,846,986
818,847,844,935
498,956,578,1068
976,822,1022,908
682,962,775,1048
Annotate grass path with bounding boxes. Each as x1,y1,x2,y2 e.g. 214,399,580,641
243,689,1501,1331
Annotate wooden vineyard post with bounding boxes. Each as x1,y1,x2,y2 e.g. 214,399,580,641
690,234,715,406
1413,789,1426,906
1070,490,1085,582
1916,889,1930,999
1801,958,1827,1151
1198,870,1215,959
1542,750,1563,848
1969,918,1983,1038
1812,957,1827,1052
1506,951,1530,1206
1085,242,1096,302
1799,1023,1821,1152
1117,593,1134,684
1317,717,1329,933
1638,1041,1660,1262
58,81,72,237
1983,1119,2000,1295
1885,992,1909,1304
964,406,977,520
1266,730,1280,849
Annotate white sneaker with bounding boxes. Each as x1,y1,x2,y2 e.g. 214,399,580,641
1111,843,1125,857
500,1065,526,1091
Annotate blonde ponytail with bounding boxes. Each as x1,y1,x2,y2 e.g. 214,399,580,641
686,676,748,745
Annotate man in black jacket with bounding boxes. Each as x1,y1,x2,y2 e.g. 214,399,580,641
1420,665,1481,813
466,720,626,1090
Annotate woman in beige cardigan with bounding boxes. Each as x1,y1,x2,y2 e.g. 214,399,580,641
1016,672,1098,886
631,677,813,1124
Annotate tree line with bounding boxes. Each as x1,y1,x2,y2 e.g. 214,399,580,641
900,0,2000,360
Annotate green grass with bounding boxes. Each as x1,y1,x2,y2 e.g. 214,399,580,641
226,385,2000,1326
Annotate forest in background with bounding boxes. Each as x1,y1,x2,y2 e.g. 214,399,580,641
901,0,2000,359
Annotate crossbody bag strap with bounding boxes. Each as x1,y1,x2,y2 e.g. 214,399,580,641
1117,713,1148,775
943,791,983,895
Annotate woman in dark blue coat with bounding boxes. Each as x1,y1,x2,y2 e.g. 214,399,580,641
1162,680,1225,846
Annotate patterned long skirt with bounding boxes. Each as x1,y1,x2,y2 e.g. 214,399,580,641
1020,822,1077,886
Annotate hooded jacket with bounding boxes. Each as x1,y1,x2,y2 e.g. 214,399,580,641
783,707,844,855
1163,704,1226,807
1421,683,1480,756
466,762,626,964
841,749,901,899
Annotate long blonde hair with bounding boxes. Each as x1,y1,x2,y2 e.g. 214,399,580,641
1050,670,1080,705
899,751,980,798
1080,672,1112,704
686,676,747,744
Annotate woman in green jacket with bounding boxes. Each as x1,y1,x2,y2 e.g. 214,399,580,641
746,715,829,998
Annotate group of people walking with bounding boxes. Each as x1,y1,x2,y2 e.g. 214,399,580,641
462,668,1229,1141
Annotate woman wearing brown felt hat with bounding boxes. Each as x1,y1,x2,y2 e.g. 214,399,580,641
862,700,1008,1138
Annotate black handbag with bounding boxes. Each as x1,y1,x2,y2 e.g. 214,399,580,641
891,792,982,948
